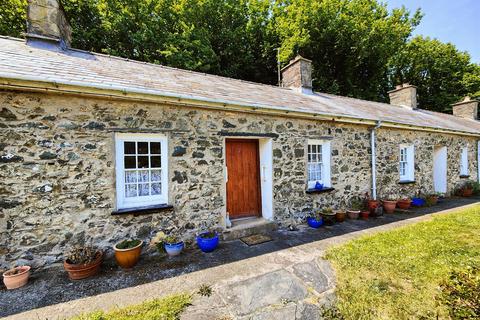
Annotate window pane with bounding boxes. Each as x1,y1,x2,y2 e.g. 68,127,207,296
125,156,136,169
138,156,149,168
125,184,137,197
124,142,136,154
151,169,161,182
150,142,161,154
125,171,137,183
138,142,149,154
151,156,161,168
151,183,161,195
138,170,149,182
139,183,150,196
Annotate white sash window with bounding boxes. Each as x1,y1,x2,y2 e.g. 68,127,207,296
115,133,168,209
399,145,415,181
460,146,469,176
307,140,331,188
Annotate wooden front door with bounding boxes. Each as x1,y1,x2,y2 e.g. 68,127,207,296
226,139,262,219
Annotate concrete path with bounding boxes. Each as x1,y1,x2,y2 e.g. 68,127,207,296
3,199,479,320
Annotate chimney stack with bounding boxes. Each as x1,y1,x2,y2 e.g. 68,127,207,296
281,55,313,94
388,83,417,109
452,97,478,120
26,0,72,49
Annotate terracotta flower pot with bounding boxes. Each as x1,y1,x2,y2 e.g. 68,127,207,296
426,195,439,205
3,266,31,290
360,210,370,220
347,210,360,219
397,199,412,210
382,200,397,214
462,188,473,197
64,251,103,280
114,240,143,269
335,211,346,222
367,200,379,214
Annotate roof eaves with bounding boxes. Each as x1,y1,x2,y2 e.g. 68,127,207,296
0,72,479,137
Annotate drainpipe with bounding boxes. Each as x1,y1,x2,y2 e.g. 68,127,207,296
371,121,382,200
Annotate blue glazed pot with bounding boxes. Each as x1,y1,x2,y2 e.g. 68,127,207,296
164,241,184,257
411,197,425,207
196,232,219,253
307,217,323,228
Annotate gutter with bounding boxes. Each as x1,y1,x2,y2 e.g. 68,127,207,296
0,75,479,138
371,121,382,200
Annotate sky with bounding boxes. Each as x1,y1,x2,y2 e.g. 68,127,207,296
386,0,479,63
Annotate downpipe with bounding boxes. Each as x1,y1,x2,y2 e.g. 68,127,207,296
371,121,382,200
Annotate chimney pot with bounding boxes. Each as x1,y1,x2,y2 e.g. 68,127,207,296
452,96,478,120
281,55,313,94
26,0,72,49
388,83,417,109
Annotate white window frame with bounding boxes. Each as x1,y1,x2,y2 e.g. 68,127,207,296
399,145,414,182
115,133,168,209
460,146,469,176
307,139,331,189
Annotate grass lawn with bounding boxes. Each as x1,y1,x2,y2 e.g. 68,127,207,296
326,204,480,319
72,293,191,320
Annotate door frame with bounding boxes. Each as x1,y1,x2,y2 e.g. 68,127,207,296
222,137,273,226
433,146,447,194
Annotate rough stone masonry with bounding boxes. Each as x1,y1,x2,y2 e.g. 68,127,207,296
0,90,477,269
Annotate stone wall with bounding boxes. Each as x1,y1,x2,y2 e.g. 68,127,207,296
0,91,478,269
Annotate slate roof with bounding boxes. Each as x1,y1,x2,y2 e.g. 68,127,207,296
0,36,479,135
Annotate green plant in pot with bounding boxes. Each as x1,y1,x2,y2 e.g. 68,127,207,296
382,194,398,214
425,193,439,206
347,197,363,219
321,207,336,225
114,239,143,269
63,246,103,280
397,197,412,210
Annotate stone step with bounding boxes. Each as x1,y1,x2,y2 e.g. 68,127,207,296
222,218,277,241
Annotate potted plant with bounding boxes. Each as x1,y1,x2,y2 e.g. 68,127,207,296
335,209,346,223
347,197,363,219
411,196,426,206
2,266,31,289
360,209,370,220
307,210,323,228
426,193,439,206
196,231,219,253
365,192,379,214
64,246,102,280
114,239,143,269
460,181,474,197
321,207,336,225
397,197,412,210
382,195,397,214
164,235,184,257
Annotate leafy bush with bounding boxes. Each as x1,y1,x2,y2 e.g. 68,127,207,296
439,263,480,319
116,239,141,250
65,246,99,265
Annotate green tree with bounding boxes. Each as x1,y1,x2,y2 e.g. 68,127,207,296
273,0,422,101
0,0,27,38
389,36,480,112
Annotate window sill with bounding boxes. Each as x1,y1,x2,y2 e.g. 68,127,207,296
112,204,174,216
398,180,415,185
459,175,470,179
306,187,335,194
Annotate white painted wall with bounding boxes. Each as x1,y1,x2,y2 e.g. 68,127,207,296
259,138,273,221
433,146,447,193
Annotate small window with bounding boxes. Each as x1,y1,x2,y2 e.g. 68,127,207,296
399,145,414,181
307,140,331,188
115,133,168,209
460,147,469,176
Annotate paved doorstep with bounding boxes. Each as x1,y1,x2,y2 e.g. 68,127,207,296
4,200,479,320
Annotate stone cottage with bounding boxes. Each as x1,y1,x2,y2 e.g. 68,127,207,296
1,0,479,268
